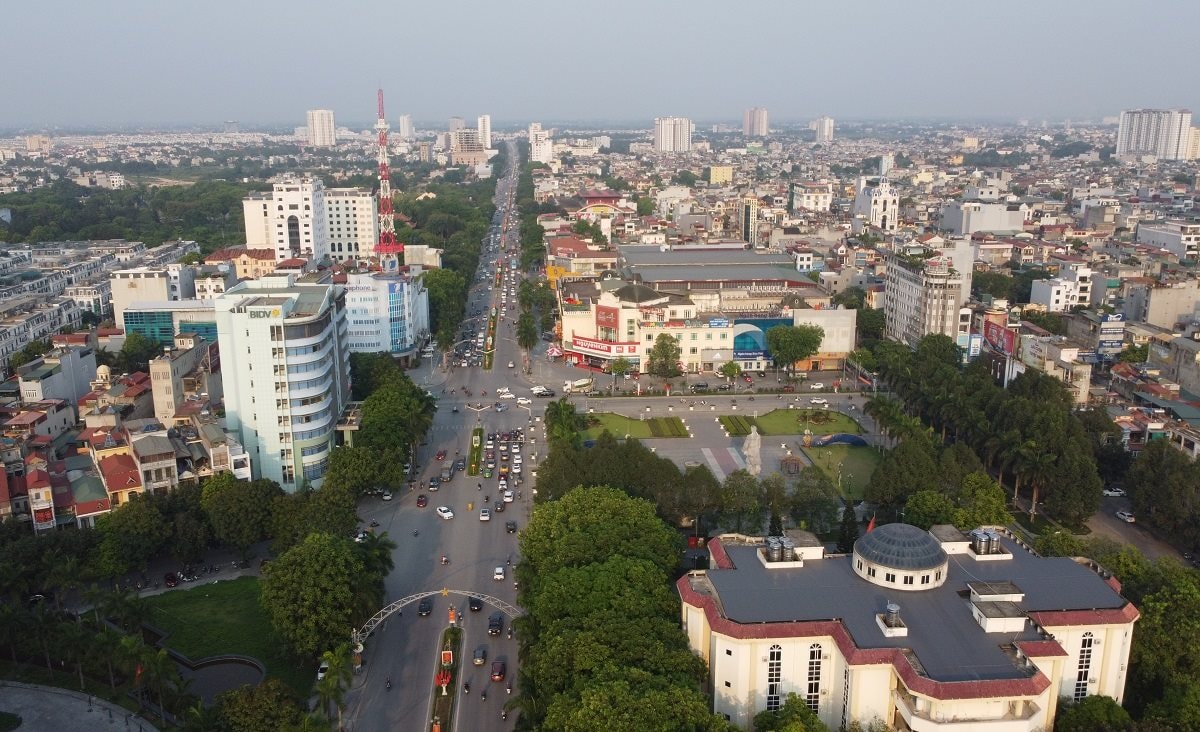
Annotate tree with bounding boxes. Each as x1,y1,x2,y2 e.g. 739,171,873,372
260,533,365,658
752,692,829,732
201,475,281,558
717,361,742,382
118,331,160,369
720,469,762,532
322,446,381,496
673,170,698,187
645,333,682,379
216,678,303,732
866,440,939,513
831,287,866,309
544,398,586,447
953,473,1012,529
517,311,539,353
1053,695,1132,732
765,325,825,375
315,644,353,727
609,356,633,392
789,466,840,535
97,493,172,574
836,505,859,553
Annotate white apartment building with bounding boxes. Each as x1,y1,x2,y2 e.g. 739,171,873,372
811,116,835,144
65,281,111,317
852,177,899,232
790,181,833,213
1029,258,1093,313
110,265,197,327
477,114,492,148
0,298,83,378
1116,108,1192,160
680,525,1138,731
242,177,331,263
743,107,769,137
214,274,351,490
654,116,693,153
529,123,554,165
1122,278,1200,329
343,270,430,355
396,114,414,140
884,244,973,348
305,109,337,148
940,200,1029,235
325,187,379,263
1135,220,1200,260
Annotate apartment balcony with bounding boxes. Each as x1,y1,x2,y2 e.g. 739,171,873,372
288,375,334,401
892,690,1041,732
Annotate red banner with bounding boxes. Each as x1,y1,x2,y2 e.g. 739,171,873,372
983,321,1016,356
596,305,619,329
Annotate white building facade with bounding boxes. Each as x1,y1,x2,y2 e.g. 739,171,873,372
214,275,350,490
884,247,973,348
529,123,554,165
343,270,430,355
242,177,331,263
743,107,769,137
325,187,379,263
1029,259,1093,313
654,117,693,153
477,114,492,149
791,182,834,213
305,109,337,148
941,201,1029,235
1116,108,1192,160
812,116,835,143
852,177,899,232
1135,220,1200,259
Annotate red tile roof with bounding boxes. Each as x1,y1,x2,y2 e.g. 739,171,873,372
98,453,142,492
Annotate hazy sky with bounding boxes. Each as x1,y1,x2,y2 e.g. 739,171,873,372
5,0,1200,130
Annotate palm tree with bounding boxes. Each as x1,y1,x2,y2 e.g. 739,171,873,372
1023,449,1059,519
315,644,353,726
864,395,903,446
89,626,123,692
30,602,59,678
0,604,25,665
139,647,180,720
180,701,223,732
43,552,82,612
1002,439,1038,504
56,619,89,691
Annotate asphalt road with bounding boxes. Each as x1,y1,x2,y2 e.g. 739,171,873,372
342,149,526,732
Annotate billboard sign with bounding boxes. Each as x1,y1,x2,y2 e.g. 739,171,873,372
595,306,619,329
982,321,1016,356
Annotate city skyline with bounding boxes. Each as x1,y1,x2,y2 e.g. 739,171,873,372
4,0,1200,129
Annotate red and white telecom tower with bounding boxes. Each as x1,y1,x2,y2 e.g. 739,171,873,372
374,88,403,271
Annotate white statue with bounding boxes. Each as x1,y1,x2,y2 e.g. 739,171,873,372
743,425,762,477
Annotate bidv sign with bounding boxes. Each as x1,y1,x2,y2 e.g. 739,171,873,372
249,308,280,319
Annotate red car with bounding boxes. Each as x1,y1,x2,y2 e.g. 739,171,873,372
436,449,447,461
742,375,753,383
416,494,428,507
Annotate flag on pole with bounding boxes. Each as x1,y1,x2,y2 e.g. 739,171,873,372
866,514,876,533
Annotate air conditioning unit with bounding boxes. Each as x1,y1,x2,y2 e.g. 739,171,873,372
822,654,831,660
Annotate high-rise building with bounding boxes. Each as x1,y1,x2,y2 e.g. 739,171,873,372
529,122,553,164
448,116,465,133
324,187,380,262
305,109,336,147
654,116,693,152
739,196,760,246
222,120,240,134
242,177,331,263
811,116,835,144
450,129,488,167
1116,109,1192,160
879,152,895,177
477,114,492,149
214,274,351,490
743,107,769,137
343,270,430,354
883,241,973,347
397,115,415,140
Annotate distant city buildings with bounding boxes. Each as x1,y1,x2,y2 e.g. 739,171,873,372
743,107,769,137
396,114,414,141
811,116,835,144
477,114,492,149
448,116,465,133
654,117,693,153
529,122,554,165
1116,109,1192,160
305,109,336,148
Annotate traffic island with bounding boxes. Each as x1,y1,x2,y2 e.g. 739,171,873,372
467,428,484,475
429,625,462,732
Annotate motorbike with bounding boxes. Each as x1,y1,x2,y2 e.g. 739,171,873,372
506,684,512,695
464,682,470,694
481,691,487,702
441,555,449,565
369,519,380,527
385,677,391,690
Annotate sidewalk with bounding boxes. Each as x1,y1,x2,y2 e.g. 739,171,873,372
0,681,159,732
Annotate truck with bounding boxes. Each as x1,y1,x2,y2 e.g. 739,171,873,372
564,378,593,393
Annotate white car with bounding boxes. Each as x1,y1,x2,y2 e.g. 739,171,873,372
1102,487,1127,497
382,491,393,501
436,506,455,520
512,463,522,474
493,566,506,581
1115,510,1136,523
317,661,329,681
499,392,515,399
809,383,825,390
516,397,532,405
508,361,515,368
496,386,511,394
479,508,492,521
810,398,829,406
503,490,515,503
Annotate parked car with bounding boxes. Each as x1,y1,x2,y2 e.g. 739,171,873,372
1102,487,1127,497
317,661,329,681
382,491,393,501
717,383,732,391
164,572,179,588
809,383,825,390
1115,510,1136,523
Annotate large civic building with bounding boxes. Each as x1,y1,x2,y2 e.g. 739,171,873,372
679,524,1138,731
214,274,350,490
243,177,331,264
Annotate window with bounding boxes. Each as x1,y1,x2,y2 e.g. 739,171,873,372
867,567,875,578
903,575,914,585
856,560,863,570
806,644,823,712
724,681,731,687
766,645,783,711
1074,633,1094,701
885,572,896,583
921,574,930,585
725,649,733,656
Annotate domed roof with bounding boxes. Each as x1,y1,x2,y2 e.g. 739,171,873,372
96,364,112,379
854,523,947,571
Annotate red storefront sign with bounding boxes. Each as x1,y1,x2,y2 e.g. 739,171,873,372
596,305,619,329
571,334,639,356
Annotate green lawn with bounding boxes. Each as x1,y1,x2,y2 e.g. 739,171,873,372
800,444,881,501
582,413,689,439
467,427,483,475
145,577,310,697
720,409,863,436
